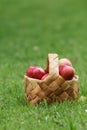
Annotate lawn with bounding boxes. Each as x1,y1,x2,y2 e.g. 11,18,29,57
0,0,87,130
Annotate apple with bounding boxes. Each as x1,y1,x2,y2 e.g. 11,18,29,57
26,66,45,79
32,67,46,79
41,73,49,80
59,64,65,74
59,65,75,80
59,58,72,66
26,66,35,78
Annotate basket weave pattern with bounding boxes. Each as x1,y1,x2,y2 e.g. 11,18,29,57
24,54,79,105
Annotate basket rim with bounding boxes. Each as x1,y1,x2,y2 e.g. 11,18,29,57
24,74,79,82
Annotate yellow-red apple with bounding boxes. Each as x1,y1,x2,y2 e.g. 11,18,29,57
59,58,72,66
59,65,75,80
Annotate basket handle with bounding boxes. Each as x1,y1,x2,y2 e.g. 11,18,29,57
47,53,59,77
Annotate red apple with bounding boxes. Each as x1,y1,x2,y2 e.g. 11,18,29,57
26,66,35,78
41,73,49,80
59,65,75,80
59,58,72,66
26,66,45,79
59,64,65,74
33,67,46,79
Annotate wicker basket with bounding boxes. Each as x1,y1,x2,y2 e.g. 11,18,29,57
24,53,79,105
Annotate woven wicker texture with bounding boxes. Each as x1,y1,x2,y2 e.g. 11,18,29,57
24,54,79,105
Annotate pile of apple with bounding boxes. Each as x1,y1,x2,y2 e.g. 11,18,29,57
26,58,75,81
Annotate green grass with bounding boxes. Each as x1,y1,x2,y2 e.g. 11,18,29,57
0,0,87,130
